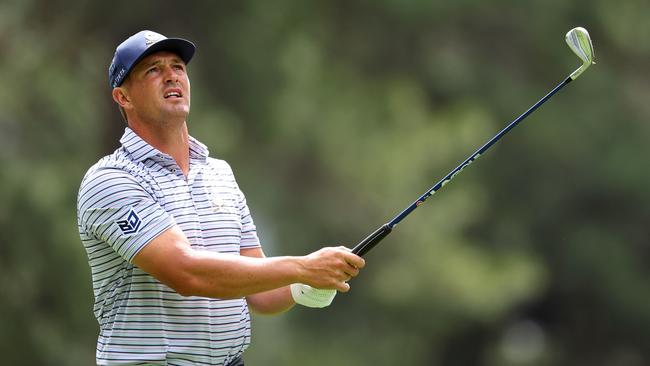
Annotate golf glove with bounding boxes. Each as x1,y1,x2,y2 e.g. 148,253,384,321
290,283,336,308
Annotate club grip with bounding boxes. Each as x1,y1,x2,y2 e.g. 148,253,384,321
351,224,393,257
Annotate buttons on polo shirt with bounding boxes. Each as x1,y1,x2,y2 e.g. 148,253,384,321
167,164,179,174
155,153,172,161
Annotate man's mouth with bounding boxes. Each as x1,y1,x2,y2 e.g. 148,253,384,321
164,89,183,99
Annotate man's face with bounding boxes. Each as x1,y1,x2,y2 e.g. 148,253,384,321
120,51,191,124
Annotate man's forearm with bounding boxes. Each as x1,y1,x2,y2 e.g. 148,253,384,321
246,286,295,314
180,250,303,299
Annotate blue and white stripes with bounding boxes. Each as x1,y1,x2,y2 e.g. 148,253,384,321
77,128,260,365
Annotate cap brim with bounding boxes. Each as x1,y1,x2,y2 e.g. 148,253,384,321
139,38,196,65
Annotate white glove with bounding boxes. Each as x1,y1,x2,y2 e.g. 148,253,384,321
290,283,337,308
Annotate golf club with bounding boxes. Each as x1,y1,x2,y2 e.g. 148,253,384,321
352,27,595,257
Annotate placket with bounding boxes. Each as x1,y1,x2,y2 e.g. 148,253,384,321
186,158,208,249
157,154,206,248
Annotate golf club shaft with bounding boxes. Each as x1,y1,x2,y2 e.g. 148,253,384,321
352,76,573,256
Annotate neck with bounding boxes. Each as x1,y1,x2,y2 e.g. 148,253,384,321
129,118,191,176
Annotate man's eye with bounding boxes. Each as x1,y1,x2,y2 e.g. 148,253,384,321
146,67,158,74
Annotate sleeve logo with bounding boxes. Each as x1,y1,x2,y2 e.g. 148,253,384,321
116,209,142,235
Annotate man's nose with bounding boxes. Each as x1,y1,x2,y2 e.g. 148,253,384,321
162,66,177,84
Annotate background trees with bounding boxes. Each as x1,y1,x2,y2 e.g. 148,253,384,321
1,0,648,364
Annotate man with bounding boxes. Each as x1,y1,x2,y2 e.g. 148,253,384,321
77,30,365,366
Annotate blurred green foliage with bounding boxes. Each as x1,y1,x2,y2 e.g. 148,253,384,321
0,0,648,365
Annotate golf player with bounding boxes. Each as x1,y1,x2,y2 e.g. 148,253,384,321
77,30,365,366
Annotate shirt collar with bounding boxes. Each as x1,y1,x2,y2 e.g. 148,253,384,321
120,127,209,162
188,135,209,161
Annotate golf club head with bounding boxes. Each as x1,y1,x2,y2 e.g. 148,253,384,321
566,27,595,80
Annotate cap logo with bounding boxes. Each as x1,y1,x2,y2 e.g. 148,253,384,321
144,31,165,47
113,67,126,87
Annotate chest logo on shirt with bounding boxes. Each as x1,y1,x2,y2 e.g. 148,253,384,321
209,190,237,214
210,194,224,212
116,209,142,235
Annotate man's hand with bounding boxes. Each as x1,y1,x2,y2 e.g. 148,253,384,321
298,246,366,292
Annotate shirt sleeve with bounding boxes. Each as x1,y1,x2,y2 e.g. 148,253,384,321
77,167,175,263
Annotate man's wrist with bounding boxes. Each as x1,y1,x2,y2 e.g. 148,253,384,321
288,255,307,284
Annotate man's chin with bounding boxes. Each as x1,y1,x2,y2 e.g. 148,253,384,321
162,106,190,120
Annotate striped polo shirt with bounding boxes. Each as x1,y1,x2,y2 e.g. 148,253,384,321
77,127,261,365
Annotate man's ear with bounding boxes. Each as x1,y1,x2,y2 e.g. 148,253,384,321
112,87,131,109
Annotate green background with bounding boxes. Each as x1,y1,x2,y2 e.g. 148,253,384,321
1,0,648,365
